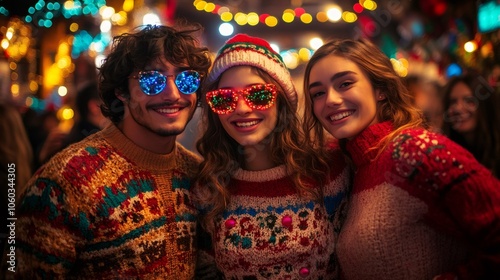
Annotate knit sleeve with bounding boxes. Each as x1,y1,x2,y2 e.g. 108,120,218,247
16,163,84,278
392,129,500,279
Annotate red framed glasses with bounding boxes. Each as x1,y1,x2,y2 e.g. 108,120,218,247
206,84,278,115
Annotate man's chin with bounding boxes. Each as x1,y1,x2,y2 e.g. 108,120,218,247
156,127,186,137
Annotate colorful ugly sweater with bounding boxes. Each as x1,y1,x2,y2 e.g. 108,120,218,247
337,121,500,280
15,124,201,279
210,150,350,279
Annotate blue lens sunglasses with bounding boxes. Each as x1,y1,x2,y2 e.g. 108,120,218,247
130,70,201,95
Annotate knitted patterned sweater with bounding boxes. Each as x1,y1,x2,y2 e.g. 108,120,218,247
337,121,500,280
15,124,201,279
211,150,350,280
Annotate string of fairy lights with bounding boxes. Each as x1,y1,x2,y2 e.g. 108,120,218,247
1,0,446,122
191,1,386,75
193,0,378,26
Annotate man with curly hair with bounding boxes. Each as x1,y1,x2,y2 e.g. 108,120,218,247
15,24,211,279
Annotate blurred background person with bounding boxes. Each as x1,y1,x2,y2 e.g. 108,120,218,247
442,73,500,178
61,80,109,148
34,109,67,169
0,102,33,252
405,75,444,133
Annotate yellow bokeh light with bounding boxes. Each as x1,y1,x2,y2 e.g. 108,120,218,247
45,65,63,89
316,12,328,23
195,1,207,11
390,58,408,77
204,2,216,12
342,12,357,23
221,12,233,22
112,12,128,26
9,62,17,70
400,58,409,68
123,0,134,12
300,13,313,24
57,56,71,69
69,23,79,32
283,13,294,23
57,106,75,121
265,16,278,27
235,13,248,25
62,108,74,120
58,42,70,54
247,12,259,26
363,0,377,11
29,80,39,92
298,48,312,61
11,84,19,95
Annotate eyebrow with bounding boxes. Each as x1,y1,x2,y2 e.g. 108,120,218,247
308,71,356,90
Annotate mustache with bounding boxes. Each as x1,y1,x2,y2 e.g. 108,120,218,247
147,101,192,109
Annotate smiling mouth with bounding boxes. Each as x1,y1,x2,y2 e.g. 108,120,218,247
154,107,181,114
234,120,260,127
329,110,354,121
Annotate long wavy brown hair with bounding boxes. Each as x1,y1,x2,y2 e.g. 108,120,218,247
194,67,331,233
302,38,424,154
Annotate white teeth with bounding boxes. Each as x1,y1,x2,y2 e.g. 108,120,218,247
330,111,353,121
156,108,180,114
235,120,259,127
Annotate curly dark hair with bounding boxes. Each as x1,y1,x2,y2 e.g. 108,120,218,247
98,23,212,124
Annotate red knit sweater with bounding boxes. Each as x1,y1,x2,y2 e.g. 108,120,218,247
337,121,500,280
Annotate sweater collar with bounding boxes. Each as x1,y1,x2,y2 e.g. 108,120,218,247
346,121,393,167
233,164,288,182
100,124,178,171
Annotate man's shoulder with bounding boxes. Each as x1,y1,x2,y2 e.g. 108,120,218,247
39,132,111,173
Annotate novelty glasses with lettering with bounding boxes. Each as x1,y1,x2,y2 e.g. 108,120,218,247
130,70,201,95
206,84,278,115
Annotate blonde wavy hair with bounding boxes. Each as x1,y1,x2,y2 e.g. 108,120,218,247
194,67,331,233
302,38,424,154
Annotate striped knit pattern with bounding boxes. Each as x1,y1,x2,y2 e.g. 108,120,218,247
212,150,350,279
338,121,500,280
206,34,298,110
15,124,201,279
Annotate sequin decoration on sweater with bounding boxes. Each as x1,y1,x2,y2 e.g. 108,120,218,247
15,124,201,279
211,150,350,280
337,121,500,280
